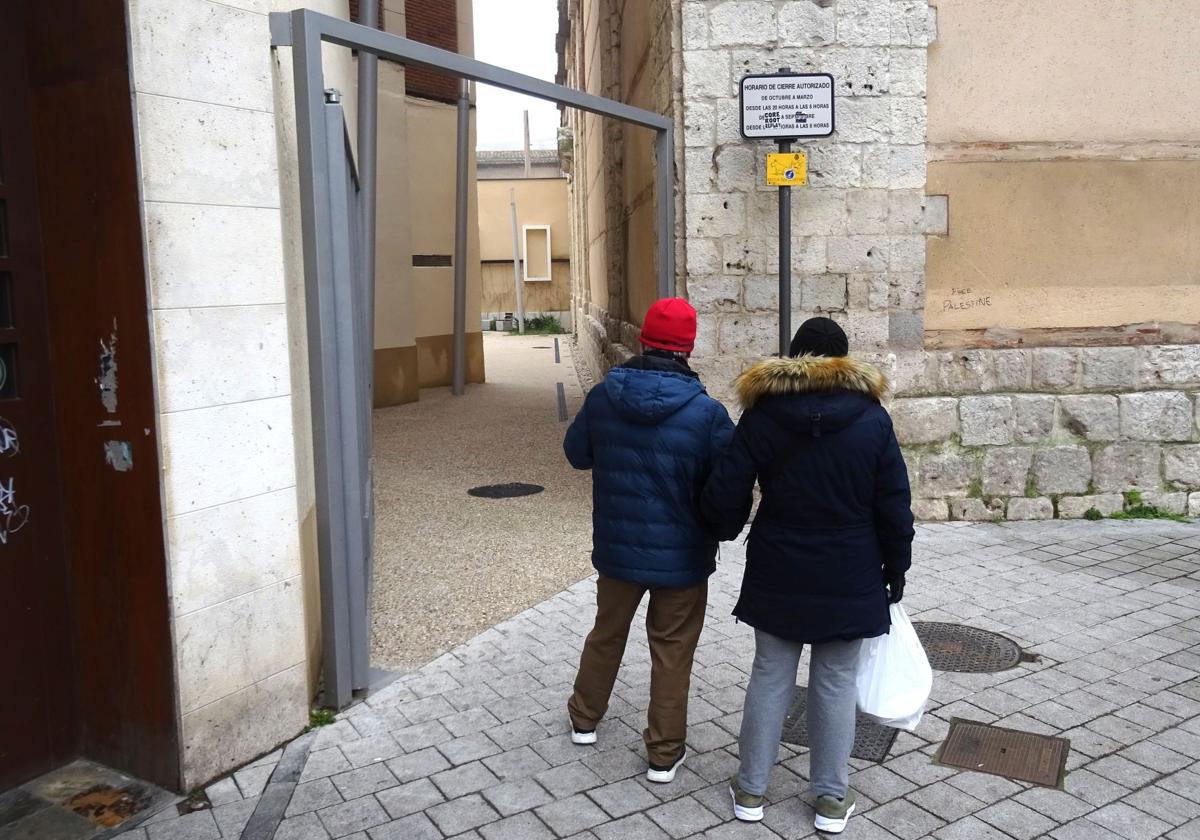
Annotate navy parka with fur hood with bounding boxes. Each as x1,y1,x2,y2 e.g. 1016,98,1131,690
700,355,914,643
564,354,736,589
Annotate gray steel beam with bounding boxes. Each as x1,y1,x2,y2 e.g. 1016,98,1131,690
452,80,470,395
276,10,672,132
290,9,354,709
656,126,676,299
357,0,379,406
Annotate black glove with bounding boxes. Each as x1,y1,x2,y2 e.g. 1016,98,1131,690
886,573,905,604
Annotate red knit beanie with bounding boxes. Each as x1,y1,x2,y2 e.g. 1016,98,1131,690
640,297,697,353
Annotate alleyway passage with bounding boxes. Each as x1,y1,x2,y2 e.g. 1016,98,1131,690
122,519,1200,840
369,332,593,671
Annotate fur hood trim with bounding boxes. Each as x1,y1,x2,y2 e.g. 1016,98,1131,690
735,355,888,409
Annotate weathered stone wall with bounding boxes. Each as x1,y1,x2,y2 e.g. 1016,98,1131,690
675,0,1200,521
560,0,1200,520
560,0,678,378
680,0,939,388
864,347,1200,520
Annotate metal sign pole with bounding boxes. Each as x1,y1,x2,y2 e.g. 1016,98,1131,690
452,79,470,396
778,140,791,357
509,188,526,334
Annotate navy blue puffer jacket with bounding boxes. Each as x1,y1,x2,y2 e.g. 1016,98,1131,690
564,354,736,588
700,355,914,643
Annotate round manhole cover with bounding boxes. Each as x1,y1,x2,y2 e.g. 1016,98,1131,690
467,482,545,499
913,622,1023,673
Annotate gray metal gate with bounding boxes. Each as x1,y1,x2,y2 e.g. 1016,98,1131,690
271,8,675,708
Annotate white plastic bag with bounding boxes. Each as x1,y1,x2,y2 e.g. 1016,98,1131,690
855,604,932,732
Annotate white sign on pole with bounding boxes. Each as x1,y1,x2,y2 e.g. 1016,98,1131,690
739,72,835,139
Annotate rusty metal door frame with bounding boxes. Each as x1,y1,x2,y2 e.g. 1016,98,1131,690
270,8,675,708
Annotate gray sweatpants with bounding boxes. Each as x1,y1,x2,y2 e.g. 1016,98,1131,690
737,629,863,798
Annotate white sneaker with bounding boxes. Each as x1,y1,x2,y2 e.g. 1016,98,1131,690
570,723,597,745
814,791,857,834
646,746,686,783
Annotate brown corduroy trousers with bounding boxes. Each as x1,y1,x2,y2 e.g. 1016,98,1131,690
567,576,708,765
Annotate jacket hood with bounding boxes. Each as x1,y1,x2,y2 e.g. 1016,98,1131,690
604,366,705,424
735,355,888,408
735,355,888,437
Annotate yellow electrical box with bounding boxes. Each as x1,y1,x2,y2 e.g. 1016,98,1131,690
766,152,807,187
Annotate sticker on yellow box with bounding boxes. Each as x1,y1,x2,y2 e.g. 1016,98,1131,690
766,152,807,186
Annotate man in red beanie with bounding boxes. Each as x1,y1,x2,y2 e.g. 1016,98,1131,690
563,297,734,783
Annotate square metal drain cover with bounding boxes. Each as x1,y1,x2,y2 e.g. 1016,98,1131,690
780,686,898,763
933,718,1069,788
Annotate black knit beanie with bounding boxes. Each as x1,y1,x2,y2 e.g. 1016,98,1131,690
789,317,849,358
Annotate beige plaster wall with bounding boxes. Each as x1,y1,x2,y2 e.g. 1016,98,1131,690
406,96,483,385
477,179,570,261
481,261,571,314
929,0,1200,144
926,0,1200,338
376,62,415,354
926,160,1200,331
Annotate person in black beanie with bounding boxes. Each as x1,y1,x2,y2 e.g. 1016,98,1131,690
700,316,914,834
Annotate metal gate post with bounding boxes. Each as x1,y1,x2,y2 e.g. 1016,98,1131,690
292,13,362,710
656,125,676,299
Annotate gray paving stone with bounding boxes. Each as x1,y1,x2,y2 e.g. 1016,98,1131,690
439,732,503,767
848,765,918,803
592,812,670,840
865,799,946,840
394,721,454,752
701,819,786,839
482,745,552,781
146,809,220,840
340,734,405,768
933,815,1015,840
302,748,354,783
530,733,594,767
445,708,503,738
275,811,331,840
1169,817,1200,840
331,763,398,800
976,799,1059,840
1124,786,1200,826
535,793,611,836
1013,786,1093,823
645,796,722,839
375,778,446,819
366,812,441,840
489,718,551,751
205,776,242,807
906,781,987,822
1051,816,1128,840
478,811,554,840
426,794,500,836
586,777,662,819
583,746,646,782
1087,802,1174,840
431,761,501,799
480,777,553,817
1088,754,1160,788
213,795,259,837
287,778,344,817
235,763,276,799
385,746,452,783
317,796,390,838
534,760,604,798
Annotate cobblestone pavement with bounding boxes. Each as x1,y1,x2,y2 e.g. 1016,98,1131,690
121,520,1200,840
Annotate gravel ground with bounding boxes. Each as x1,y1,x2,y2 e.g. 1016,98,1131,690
370,332,593,671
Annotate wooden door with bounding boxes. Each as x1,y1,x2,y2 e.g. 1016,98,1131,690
0,1,77,791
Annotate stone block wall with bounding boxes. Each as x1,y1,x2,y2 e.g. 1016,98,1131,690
863,346,1200,520
680,0,939,391
560,0,1200,521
